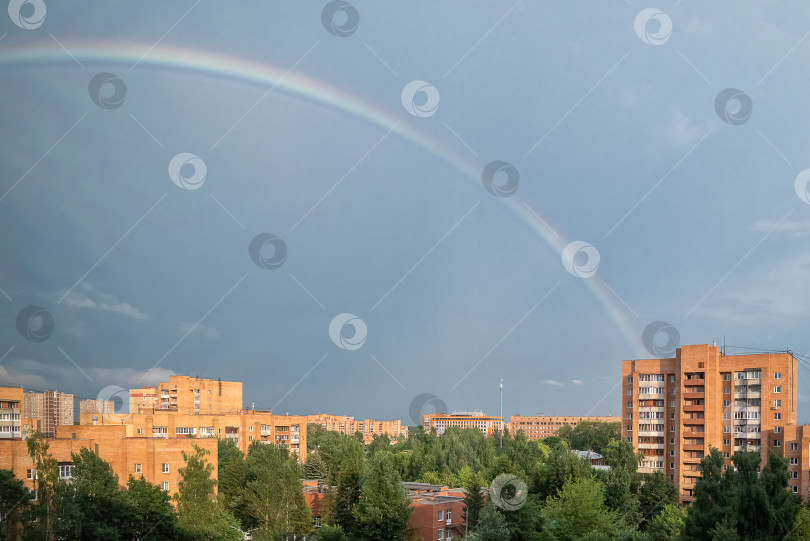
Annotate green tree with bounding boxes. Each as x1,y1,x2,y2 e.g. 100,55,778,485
352,453,412,540
538,446,591,501
68,447,132,539
0,469,32,541
637,472,677,525
126,475,178,540
647,503,686,541
558,421,621,456
466,503,510,541
25,432,60,541
334,454,363,533
601,439,642,529
541,476,621,540
314,524,348,541
787,505,810,541
174,445,242,541
463,475,485,532
303,451,329,483
241,443,312,540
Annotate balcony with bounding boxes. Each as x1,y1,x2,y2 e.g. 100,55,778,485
638,443,665,449
683,444,704,451
683,405,704,412
638,430,665,437
683,392,705,400
682,418,705,425
684,378,705,385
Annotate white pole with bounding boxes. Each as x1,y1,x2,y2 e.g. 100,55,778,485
500,378,503,449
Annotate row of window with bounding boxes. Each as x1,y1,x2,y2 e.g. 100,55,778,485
628,371,780,384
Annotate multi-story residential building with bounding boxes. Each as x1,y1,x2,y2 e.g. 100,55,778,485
24,390,73,438
0,424,217,501
508,414,620,440
129,386,158,413
422,411,503,438
0,388,23,440
79,398,114,415
80,376,307,462
622,344,799,501
305,414,408,443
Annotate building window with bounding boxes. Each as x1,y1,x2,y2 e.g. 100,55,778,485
438,529,444,540
724,400,730,407
670,375,675,382
670,462,674,468
626,401,632,408
447,510,452,522
58,465,73,479
438,510,443,521
775,440,782,447
775,413,782,420
137,428,143,435
670,450,674,456
26,469,36,480
791,457,799,465
163,482,170,492
774,400,781,408
775,372,782,380
134,463,142,474
723,374,731,381
670,401,675,408
775,427,782,434
723,426,730,433
626,376,633,384
627,425,632,431
723,412,729,420
791,443,799,451
670,438,675,444
249,426,253,432
723,387,730,394
793,486,798,493
774,386,782,394
724,452,730,458
670,426,675,432
162,463,170,474
670,413,675,420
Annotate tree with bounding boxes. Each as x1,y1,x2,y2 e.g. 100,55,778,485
352,453,412,540
558,421,621,456
303,451,329,483
25,432,60,541
541,476,622,540
334,454,363,533
126,475,178,540
463,475,485,532
466,502,510,541
647,503,686,541
0,469,32,541
637,472,677,525
787,506,810,541
537,446,591,501
682,447,729,540
314,524,348,541
174,445,242,541
68,447,131,539
241,443,312,539
601,439,642,529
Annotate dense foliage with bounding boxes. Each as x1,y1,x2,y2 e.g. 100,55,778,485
4,425,810,540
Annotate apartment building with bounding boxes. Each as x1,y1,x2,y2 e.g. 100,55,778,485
130,375,242,415
0,424,217,499
23,390,73,438
0,388,23,440
508,414,620,440
305,413,408,443
129,386,158,413
622,344,799,501
79,398,114,415
422,411,503,438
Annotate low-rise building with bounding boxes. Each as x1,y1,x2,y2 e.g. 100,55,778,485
508,414,620,440
305,414,408,443
422,411,503,438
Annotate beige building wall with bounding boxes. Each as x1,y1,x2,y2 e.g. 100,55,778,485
306,414,408,443
508,415,620,441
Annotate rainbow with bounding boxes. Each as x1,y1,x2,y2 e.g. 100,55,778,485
0,41,648,361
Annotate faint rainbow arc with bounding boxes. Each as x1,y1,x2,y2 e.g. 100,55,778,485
0,42,647,361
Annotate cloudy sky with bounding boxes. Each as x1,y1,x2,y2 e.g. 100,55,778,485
3,1,810,424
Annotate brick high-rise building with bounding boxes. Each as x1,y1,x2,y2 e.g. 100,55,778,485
622,344,799,501
422,411,503,438
508,414,620,441
149,375,242,414
0,388,23,440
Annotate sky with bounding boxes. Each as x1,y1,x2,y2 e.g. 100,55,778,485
3,1,810,425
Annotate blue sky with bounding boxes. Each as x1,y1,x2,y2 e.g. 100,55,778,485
3,1,810,424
